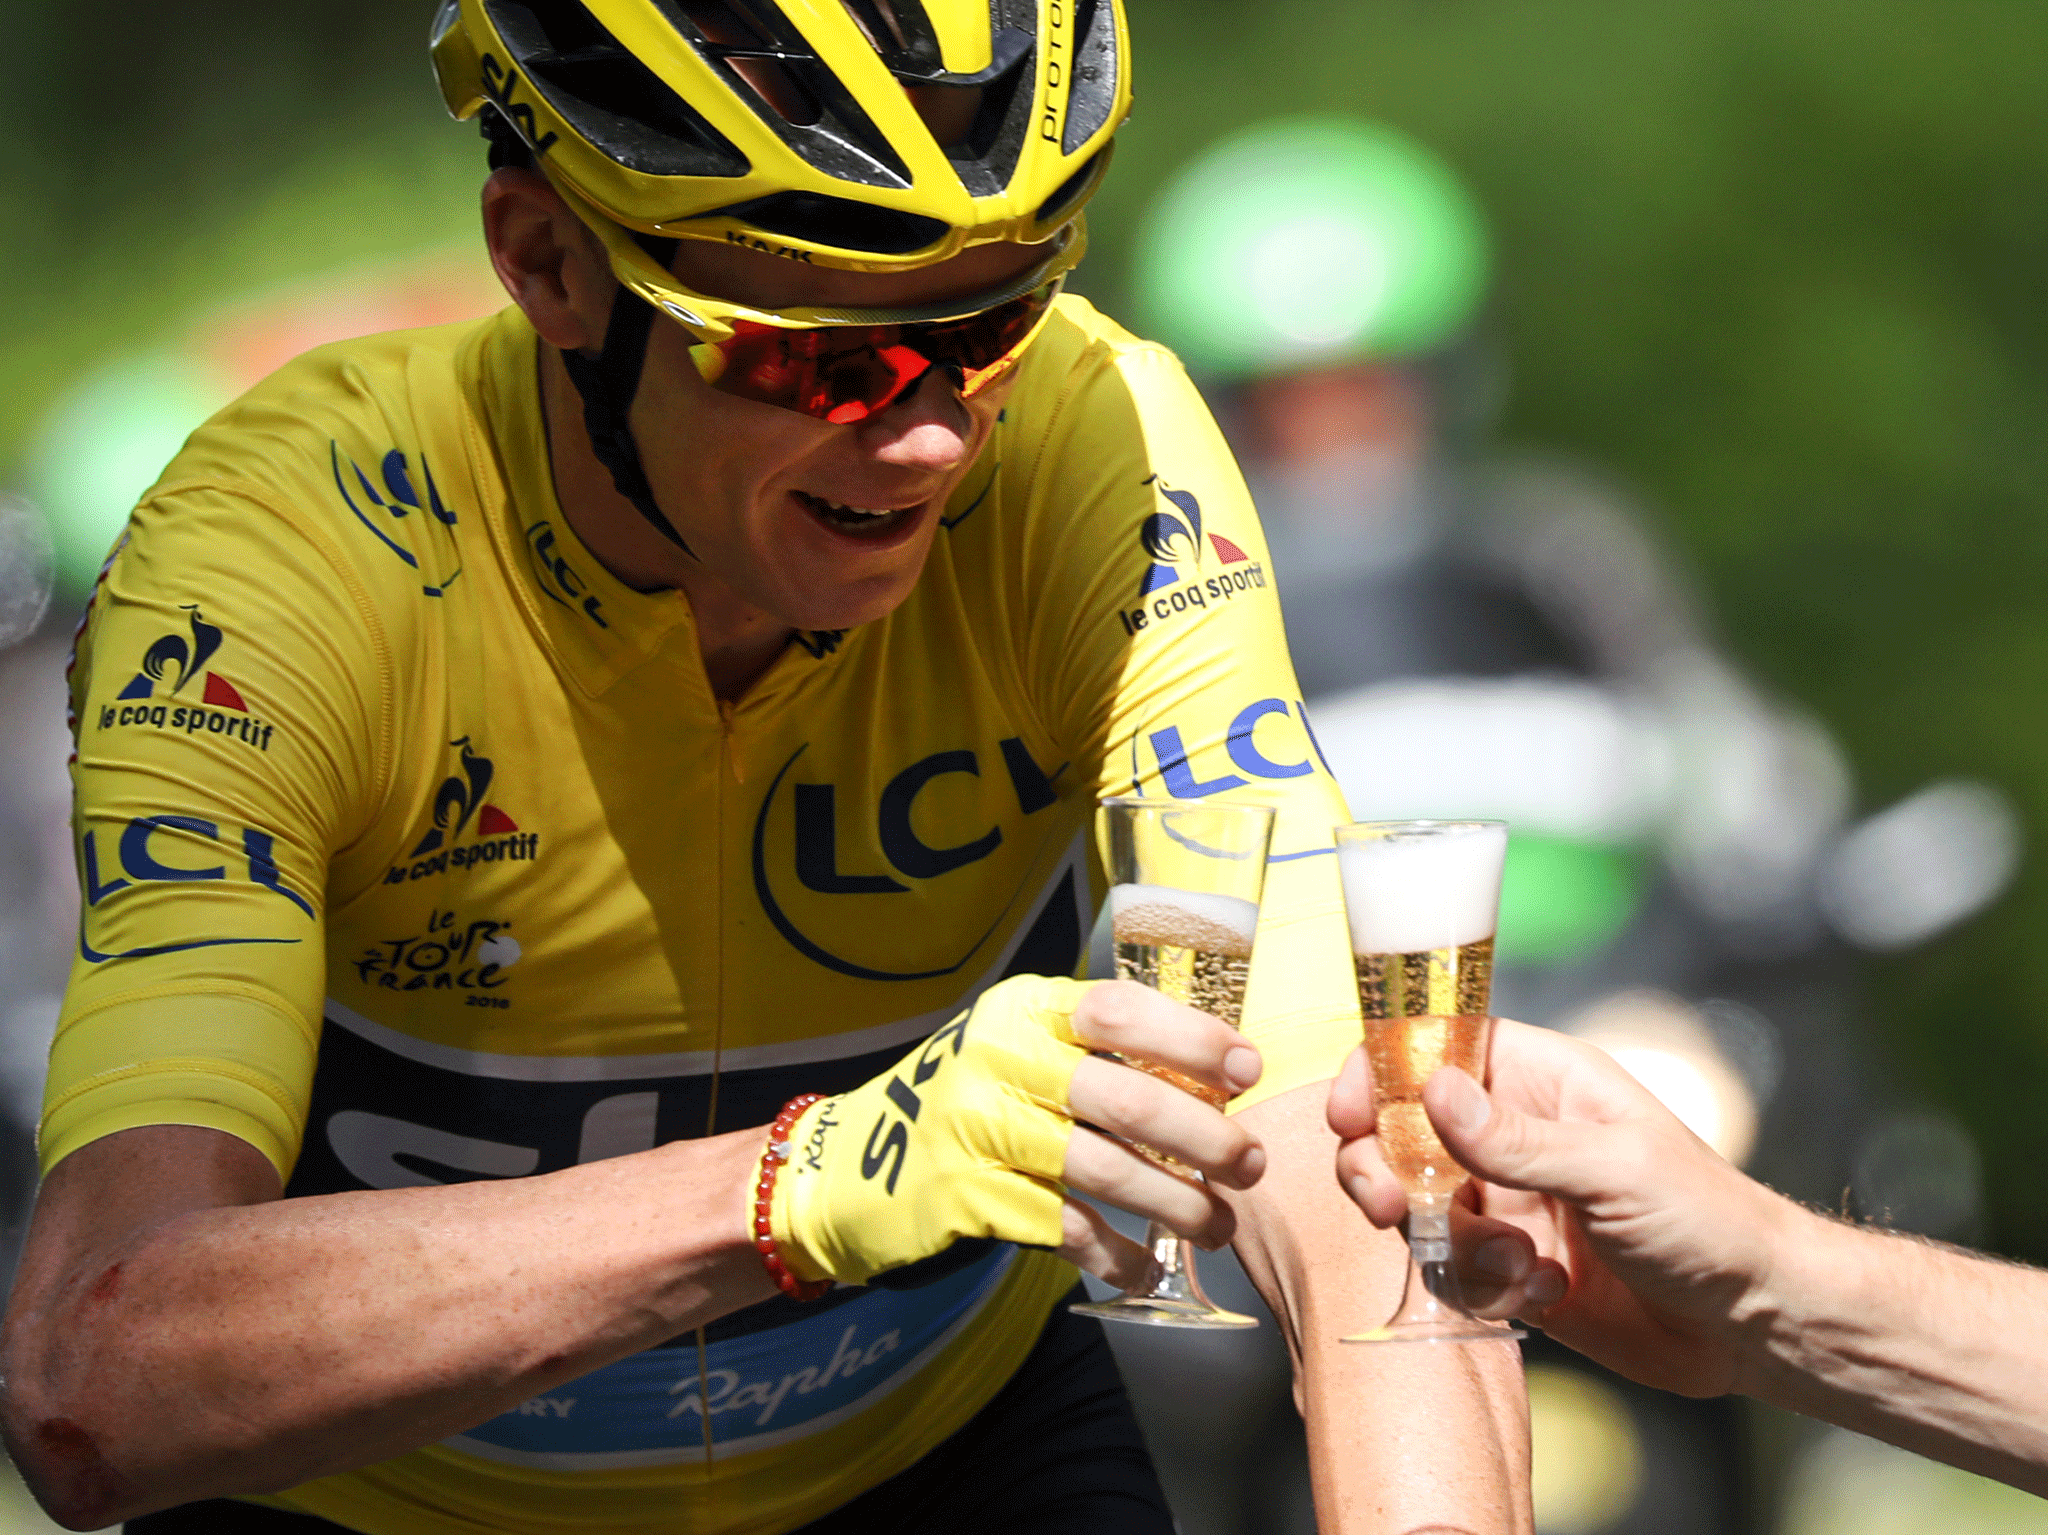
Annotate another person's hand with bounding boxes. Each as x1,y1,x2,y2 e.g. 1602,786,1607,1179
1328,1018,1804,1398
772,974,1265,1288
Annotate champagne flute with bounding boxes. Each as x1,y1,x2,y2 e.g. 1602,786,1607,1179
1335,819,1523,1345
1070,796,1275,1329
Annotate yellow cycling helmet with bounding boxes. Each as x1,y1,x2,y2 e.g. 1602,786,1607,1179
430,0,1130,272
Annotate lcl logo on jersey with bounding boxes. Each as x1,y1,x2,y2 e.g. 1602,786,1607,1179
384,737,541,885
524,521,608,630
1118,479,1268,636
752,736,1067,981
331,443,463,599
77,811,315,962
97,605,276,753
1138,696,1335,797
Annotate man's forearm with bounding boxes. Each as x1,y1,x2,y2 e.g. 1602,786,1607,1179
1740,1207,2048,1493
1337,1022,2048,1501
1228,1083,1531,1535
1,1125,774,1526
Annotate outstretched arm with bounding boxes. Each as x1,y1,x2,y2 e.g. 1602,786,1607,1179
1230,1080,1532,1535
0,1121,776,1530
1330,1021,2048,1496
1,979,1258,1530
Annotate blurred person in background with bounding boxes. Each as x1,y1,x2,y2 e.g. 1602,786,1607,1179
1119,115,2020,1535
0,4,1530,1535
1330,1021,2048,1501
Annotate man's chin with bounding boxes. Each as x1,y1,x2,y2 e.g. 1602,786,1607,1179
777,590,916,636
764,529,937,634
761,562,930,636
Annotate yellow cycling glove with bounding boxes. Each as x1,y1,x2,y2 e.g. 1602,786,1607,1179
770,974,1094,1286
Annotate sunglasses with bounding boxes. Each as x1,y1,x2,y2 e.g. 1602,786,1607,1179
557,174,1084,424
693,272,1063,422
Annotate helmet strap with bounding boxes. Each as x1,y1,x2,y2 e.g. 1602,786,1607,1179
558,236,697,559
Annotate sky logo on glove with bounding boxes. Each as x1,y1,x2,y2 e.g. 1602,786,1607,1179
856,1006,974,1195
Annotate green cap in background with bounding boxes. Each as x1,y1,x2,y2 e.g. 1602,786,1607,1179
1132,116,1490,377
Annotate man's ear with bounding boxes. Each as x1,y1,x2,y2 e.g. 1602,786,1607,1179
481,167,613,352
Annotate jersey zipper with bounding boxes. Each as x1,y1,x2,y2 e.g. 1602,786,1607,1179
718,697,745,784
695,696,739,1486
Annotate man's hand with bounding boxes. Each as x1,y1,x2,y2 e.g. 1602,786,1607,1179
772,974,1265,1288
1328,1019,1801,1399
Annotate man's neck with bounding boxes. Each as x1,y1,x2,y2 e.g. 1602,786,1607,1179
537,345,792,701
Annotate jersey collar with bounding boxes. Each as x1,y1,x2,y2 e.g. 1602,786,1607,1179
469,310,698,695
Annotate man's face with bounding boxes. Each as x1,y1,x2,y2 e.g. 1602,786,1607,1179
624,237,1041,635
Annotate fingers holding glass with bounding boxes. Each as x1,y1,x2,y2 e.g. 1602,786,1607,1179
1334,1111,1569,1321
1068,1054,1265,1192
1057,1196,1166,1292
1070,978,1263,1102
1063,1123,1239,1246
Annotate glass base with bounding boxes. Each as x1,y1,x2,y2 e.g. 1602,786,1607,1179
1071,1295,1260,1329
1343,1206,1524,1345
1070,1220,1259,1330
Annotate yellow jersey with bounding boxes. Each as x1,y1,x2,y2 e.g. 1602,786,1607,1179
50,297,1359,1535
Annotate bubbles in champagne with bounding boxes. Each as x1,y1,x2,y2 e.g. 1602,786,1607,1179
1113,943,1252,1040
1110,883,1257,1032
1378,1103,1467,1204
1336,822,1505,955
1364,1014,1492,1205
1354,937,1495,1021
1109,885,1257,1109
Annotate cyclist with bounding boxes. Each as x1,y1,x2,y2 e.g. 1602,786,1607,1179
1,5,1527,1532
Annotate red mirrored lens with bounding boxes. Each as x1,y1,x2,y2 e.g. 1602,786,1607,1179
707,282,1058,422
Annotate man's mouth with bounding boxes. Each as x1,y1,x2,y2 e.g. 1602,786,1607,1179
793,491,923,539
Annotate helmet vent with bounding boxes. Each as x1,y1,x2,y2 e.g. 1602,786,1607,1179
938,0,1035,196
840,0,943,76
652,0,916,189
672,0,820,126
841,0,915,55
484,0,747,176
1032,148,1102,225
702,191,948,255
1060,0,1118,155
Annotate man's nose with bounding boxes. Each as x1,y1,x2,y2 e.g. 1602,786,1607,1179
856,366,974,473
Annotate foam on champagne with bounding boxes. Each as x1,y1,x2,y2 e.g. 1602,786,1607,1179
1336,823,1506,956
1109,884,1260,955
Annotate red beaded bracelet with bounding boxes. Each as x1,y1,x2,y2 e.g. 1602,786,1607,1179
754,1093,832,1302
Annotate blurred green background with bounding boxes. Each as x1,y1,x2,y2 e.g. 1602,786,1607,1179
4,0,2047,1253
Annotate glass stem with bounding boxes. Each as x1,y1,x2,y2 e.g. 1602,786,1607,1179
1133,1221,1211,1308
1408,1202,1469,1316
1409,1211,1458,1277
1408,1202,1453,1265
1145,1220,1187,1286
